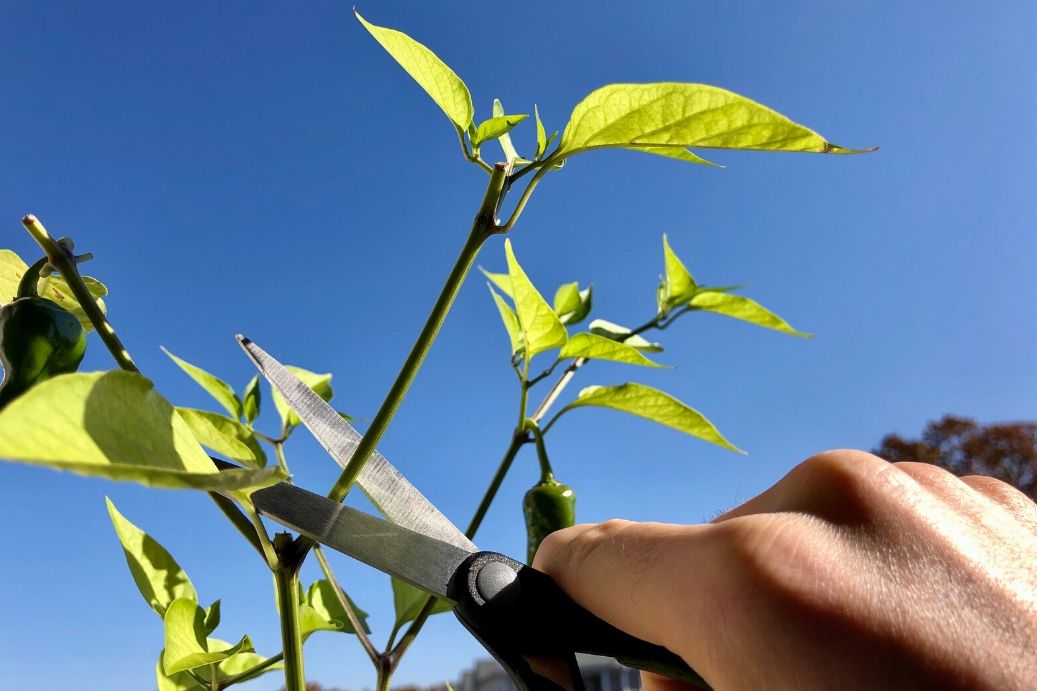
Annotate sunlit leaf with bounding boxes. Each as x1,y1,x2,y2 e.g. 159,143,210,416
0,371,286,491
478,267,513,299
504,240,567,360
659,234,697,311
471,113,529,148
156,653,204,691
242,374,261,425
587,319,663,352
306,579,371,635
627,146,720,167
163,597,252,674
492,98,522,164
392,576,452,626
690,290,812,337
177,408,267,468
562,383,743,453
202,600,221,636
162,348,241,420
106,498,197,618
553,282,593,326
534,105,548,159
559,333,664,368
355,11,473,129
488,285,523,356
270,365,333,431
157,645,282,690
558,83,873,159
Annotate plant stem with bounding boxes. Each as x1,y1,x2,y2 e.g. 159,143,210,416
273,537,306,691
313,545,380,665
375,657,394,691
22,214,139,373
220,652,285,687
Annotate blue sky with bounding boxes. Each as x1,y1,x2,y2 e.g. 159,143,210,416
1,2,1035,689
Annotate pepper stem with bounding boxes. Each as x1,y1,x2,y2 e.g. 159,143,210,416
16,257,48,299
523,418,554,482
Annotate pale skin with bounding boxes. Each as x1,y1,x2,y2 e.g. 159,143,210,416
533,450,1037,691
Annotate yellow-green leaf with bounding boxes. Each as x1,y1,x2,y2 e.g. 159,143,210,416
492,98,522,164
659,234,697,310
242,374,261,425
553,282,593,326
479,267,513,299
627,146,720,167
534,104,548,159
587,319,663,352
690,290,812,337
471,113,529,148
562,382,743,453
355,11,474,130
559,333,664,368
162,347,242,420
306,579,370,635
270,365,333,431
0,371,286,491
504,240,567,360
488,285,523,356
391,576,452,626
163,598,252,674
177,408,267,468
558,83,873,158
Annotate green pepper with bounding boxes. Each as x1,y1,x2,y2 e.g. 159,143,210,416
522,418,576,564
0,258,87,410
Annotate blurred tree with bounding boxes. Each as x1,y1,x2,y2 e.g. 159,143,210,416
874,415,1036,499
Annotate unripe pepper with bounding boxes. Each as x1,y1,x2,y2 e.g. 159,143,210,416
0,258,86,409
522,418,576,564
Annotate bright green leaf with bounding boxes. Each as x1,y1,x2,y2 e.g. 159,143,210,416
659,234,697,310
504,240,567,360
203,600,221,636
534,105,548,159
106,497,197,618
553,282,593,326
271,365,333,431
163,597,252,674
162,348,242,420
0,249,109,332
488,285,523,356
242,374,261,425
478,267,513,299
306,579,371,635
471,113,529,148
690,290,812,337
558,82,873,159
177,408,267,468
627,146,720,167
562,383,743,453
0,371,286,491
156,653,205,691
392,576,452,626
588,319,663,352
213,649,284,678
355,11,473,130
492,99,522,164
559,333,664,368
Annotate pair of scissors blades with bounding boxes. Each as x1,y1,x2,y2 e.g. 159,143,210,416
238,336,708,691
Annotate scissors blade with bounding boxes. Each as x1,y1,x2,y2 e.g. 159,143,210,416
252,481,473,600
237,335,476,553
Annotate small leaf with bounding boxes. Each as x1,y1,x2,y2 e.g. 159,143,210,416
242,374,261,425
271,365,334,431
0,249,109,331
214,648,284,678
163,597,252,674
504,239,567,360
659,234,697,311
558,82,873,159
588,319,663,352
202,600,221,636
471,113,529,148
177,408,267,468
156,653,205,691
534,105,548,159
559,333,664,368
392,577,452,626
492,98,522,164
162,348,242,420
355,11,474,130
478,267,513,299
0,371,286,491
553,282,593,326
306,579,371,635
562,383,743,453
106,498,197,618
690,290,812,337
488,285,523,356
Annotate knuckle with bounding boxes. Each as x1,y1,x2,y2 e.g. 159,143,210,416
713,514,830,596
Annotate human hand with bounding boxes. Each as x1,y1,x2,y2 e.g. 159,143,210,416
533,450,1037,690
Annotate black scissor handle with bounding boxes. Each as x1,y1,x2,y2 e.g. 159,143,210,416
448,552,710,691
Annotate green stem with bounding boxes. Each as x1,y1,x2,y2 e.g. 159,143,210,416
220,652,285,687
273,543,306,691
523,419,553,481
186,669,211,689
499,160,554,232
21,214,139,373
274,441,289,474
313,546,380,664
209,663,221,691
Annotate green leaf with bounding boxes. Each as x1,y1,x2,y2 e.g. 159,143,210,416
177,408,267,468
306,579,371,635
588,319,663,352
355,11,473,130
0,249,109,332
559,333,664,368
271,365,333,431
0,371,286,491
242,374,261,425
534,105,548,159
478,267,513,299
156,653,205,691
689,290,812,337
471,113,529,148
157,645,283,691
504,239,567,360
488,285,523,356
202,600,221,636
659,234,697,311
106,497,197,618
553,282,593,326
492,98,522,164
628,146,720,167
392,576,452,626
562,383,743,453
162,348,242,420
558,83,874,159
163,597,252,674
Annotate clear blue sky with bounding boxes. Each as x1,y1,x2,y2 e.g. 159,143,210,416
1,2,1035,689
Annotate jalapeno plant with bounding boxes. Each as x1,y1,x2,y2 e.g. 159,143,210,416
0,10,871,691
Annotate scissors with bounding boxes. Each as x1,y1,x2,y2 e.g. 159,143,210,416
237,336,709,691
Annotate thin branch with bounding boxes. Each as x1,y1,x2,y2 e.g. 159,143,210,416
313,545,380,665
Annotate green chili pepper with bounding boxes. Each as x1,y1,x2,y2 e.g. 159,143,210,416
0,258,87,410
522,419,576,564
